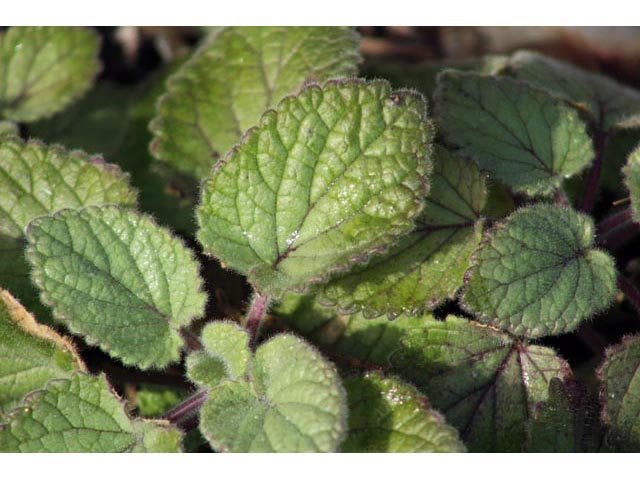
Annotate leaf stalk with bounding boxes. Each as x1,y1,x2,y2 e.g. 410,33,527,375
245,292,271,347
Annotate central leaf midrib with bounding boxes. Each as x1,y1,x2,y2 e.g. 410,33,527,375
37,220,171,324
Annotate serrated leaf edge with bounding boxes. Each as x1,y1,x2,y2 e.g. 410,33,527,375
24,205,206,369
196,77,433,299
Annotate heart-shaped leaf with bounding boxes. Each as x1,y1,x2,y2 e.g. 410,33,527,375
0,373,182,452
462,204,617,338
435,71,594,196
342,372,466,452
318,144,486,317
0,27,100,122
199,334,347,452
150,26,361,179
197,79,433,297
26,206,207,369
275,296,571,452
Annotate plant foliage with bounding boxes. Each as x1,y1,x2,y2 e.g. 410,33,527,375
1,25,640,453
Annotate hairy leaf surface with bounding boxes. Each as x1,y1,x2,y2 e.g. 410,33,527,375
26,206,207,369
30,83,132,159
0,373,181,452
197,79,432,296
342,372,466,452
527,378,600,453
463,204,617,338
598,335,640,451
0,138,137,322
505,50,640,131
275,296,571,452
0,27,100,122
435,71,594,196
319,145,485,317
150,26,361,179
624,145,640,223
0,121,18,136
0,137,137,239
186,322,250,389
200,334,347,452
0,289,83,413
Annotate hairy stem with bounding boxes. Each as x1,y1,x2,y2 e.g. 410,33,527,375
162,390,208,430
618,275,640,315
180,327,204,351
580,129,608,214
554,188,570,208
598,220,640,252
597,207,633,234
245,292,271,346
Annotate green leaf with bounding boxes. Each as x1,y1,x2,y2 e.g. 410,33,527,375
435,71,594,196
197,79,433,297
598,335,640,451
274,291,428,367
0,121,18,137
136,386,186,418
0,137,137,324
0,236,51,324
199,334,347,452
462,204,617,338
26,206,207,369
131,419,183,453
362,55,508,101
150,26,361,179
397,316,572,452
318,145,486,317
275,299,571,452
0,288,83,414
29,83,132,160
0,137,137,239
186,321,250,389
0,373,182,452
624,144,640,223
342,372,466,452
527,378,601,453
0,27,100,122
28,72,198,235
505,50,640,131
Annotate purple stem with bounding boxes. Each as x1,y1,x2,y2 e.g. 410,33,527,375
180,327,204,351
162,390,208,430
597,207,633,234
579,130,608,214
245,292,271,346
554,188,569,208
598,223,640,252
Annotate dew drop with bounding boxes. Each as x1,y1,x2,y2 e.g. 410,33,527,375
285,230,299,248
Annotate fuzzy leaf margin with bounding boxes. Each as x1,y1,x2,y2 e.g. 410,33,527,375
150,26,361,179
199,334,347,453
196,78,433,298
318,144,486,318
434,70,594,196
25,206,207,369
0,373,182,452
462,204,617,338
0,27,101,122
